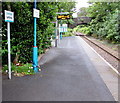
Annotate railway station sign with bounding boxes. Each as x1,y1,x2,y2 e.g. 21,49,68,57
59,25,63,33
57,15,70,20
33,8,39,18
62,24,67,32
4,10,14,79
5,10,14,22
59,24,68,32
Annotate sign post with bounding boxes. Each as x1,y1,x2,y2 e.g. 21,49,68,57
60,21,62,40
56,12,70,42
55,18,58,47
4,10,14,79
7,22,11,79
33,0,39,73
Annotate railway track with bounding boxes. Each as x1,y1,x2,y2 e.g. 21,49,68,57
79,35,120,76
83,36,120,61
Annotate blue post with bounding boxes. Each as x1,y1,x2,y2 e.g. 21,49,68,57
33,0,38,73
60,32,62,40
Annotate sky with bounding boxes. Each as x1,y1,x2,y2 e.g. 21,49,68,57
76,0,90,12
72,0,90,18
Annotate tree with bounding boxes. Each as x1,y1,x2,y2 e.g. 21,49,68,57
87,2,120,43
77,7,88,17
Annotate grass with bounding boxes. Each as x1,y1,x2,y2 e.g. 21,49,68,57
62,33,74,37
2,63,35,76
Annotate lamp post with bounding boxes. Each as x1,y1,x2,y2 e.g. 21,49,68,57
60,9,63,40
60,20,62,40
33,0,38,73
55,17,58,47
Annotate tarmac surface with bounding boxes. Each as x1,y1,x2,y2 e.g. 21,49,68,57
2,36,115,101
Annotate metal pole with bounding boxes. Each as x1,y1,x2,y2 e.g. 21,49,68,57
58,24,60,44
7,22,11,79
33,0,38,73
60,20,62,40
55,18,58,47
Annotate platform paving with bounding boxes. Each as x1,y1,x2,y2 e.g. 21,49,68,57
2,36,115,101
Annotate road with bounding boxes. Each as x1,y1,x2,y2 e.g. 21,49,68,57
2,36,116,101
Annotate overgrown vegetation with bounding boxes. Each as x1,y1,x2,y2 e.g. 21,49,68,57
63,28,74,37
2,63,35,76
73,25,91,35
2,2,75,75
76,2,120,44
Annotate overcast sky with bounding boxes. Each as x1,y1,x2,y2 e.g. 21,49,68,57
72,0,90,18
76,0,90,12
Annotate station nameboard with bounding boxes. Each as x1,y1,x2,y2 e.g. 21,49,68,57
33,8,40,18
57,15,70,20
59,24,68,33
5,10,14,22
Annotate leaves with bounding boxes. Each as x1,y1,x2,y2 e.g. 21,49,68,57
87,2,120,43
2,2,75,65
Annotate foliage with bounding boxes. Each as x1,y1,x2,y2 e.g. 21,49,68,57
56,2,76,25
104,9,119,43
86,2,120,43
2,2,76,66
73,25,91,35
57,2,76,12
78,26,91,35
2,63,35,75
73,25,83,32
63,28,74,37
77,7,89,17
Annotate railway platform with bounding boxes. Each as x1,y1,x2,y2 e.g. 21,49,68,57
2,36,118,101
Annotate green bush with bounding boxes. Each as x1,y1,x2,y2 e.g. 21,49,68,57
63,28,73,37
2,2,76,66
87,2,120,43
2,2,57,64
78,26,91,35
73,25,84,32
73,25,91,35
